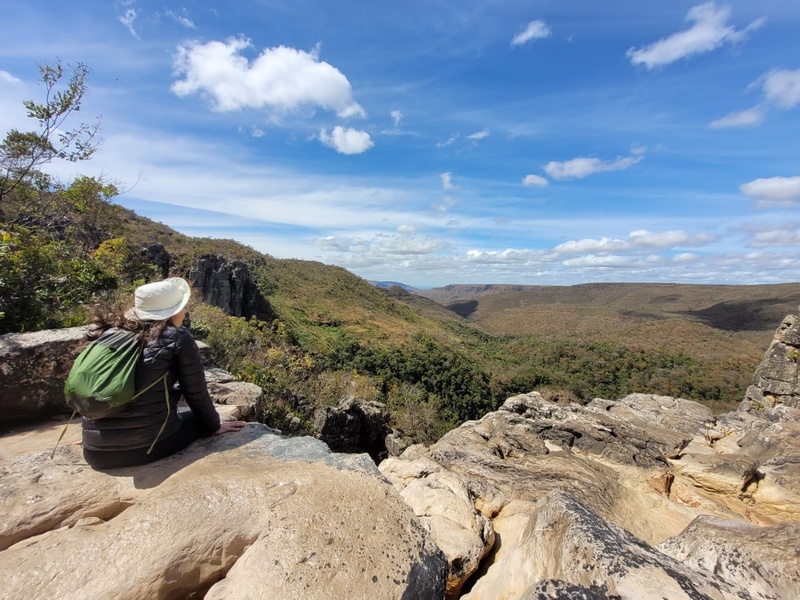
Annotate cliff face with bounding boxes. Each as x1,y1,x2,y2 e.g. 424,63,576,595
188,254,260,318
743,311,800,412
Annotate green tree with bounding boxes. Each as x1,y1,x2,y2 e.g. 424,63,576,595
0,61,99,206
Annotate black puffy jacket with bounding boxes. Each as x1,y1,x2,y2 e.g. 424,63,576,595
81,324,221,452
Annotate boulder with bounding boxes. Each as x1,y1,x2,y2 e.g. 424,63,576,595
381,457,495,599
0,326,87,431
657,515,800,600
501,392,693,466
0,424,447,599
313,396,390,456
462,491,746,600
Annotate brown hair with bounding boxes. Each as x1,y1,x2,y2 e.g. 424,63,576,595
87,303,169,344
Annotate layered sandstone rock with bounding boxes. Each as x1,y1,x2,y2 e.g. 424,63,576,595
381,390,800,599
743,311,800,411
0,424,447,600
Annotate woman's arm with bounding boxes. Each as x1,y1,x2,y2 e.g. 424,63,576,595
174,328,222,434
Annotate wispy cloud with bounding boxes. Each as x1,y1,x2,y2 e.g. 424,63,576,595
172,37,365,118
511,20,551,46
119,8,139,37
319,126,374,154
709,107,765,128
390,110,403,127
440,172,455,190
0,70,21,84
522,174,548,187
627,3,764,69
466,129,489,142
543,153,644,180
711,68,800,127
436,133,459,148
760,68,800,110
740,176,800,207
166,9,196,29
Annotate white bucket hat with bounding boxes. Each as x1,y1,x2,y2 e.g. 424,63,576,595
125,277,191,321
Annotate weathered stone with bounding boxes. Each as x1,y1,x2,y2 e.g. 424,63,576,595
381,457,495,598
671,453,759,495
0,327,88,431
313,396,390,456
463,491,746,600
743,312,800,412
140,243,170,278
500,392,691,467
0,424,448,600
385,429,412,457
657,515,800,600
189,254,260,317
207,380,261,420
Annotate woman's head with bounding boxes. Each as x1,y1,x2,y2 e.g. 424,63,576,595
125,277,191,322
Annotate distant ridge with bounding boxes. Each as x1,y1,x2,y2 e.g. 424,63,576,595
418,281,800,334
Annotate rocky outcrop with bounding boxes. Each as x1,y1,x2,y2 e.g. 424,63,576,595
189,254,260,317
381,390,800,598
463,492,747,600
141,243,171,278
313,396,390,457
0,424,447,599
742,311,800,412
657,515,800,600
0,326,88,432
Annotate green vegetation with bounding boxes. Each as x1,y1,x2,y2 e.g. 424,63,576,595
1,61,785,445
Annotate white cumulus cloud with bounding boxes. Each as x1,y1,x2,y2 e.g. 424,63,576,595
750,227,800,247
172,38,365,118
627,3,764,69
512,20,551,46
554,230,716,255
740,176,800,207
554,237,628,254
628,229,716,248
319,126,374,154
543,154,643,180
522,174,548,187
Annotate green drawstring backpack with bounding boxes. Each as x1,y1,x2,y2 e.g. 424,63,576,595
52,329,169,458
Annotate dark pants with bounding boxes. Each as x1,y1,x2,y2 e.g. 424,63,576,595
83,411,204,470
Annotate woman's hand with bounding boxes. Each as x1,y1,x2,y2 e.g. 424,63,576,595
214,420,247,435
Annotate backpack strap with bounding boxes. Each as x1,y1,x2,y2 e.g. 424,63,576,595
49,410,77,460
146,375,171,455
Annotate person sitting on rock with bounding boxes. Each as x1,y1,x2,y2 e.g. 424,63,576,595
81,277,246,469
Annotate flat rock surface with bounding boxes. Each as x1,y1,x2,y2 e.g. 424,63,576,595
0,424,447,600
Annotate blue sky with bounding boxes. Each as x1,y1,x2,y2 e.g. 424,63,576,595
1,1,799,288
